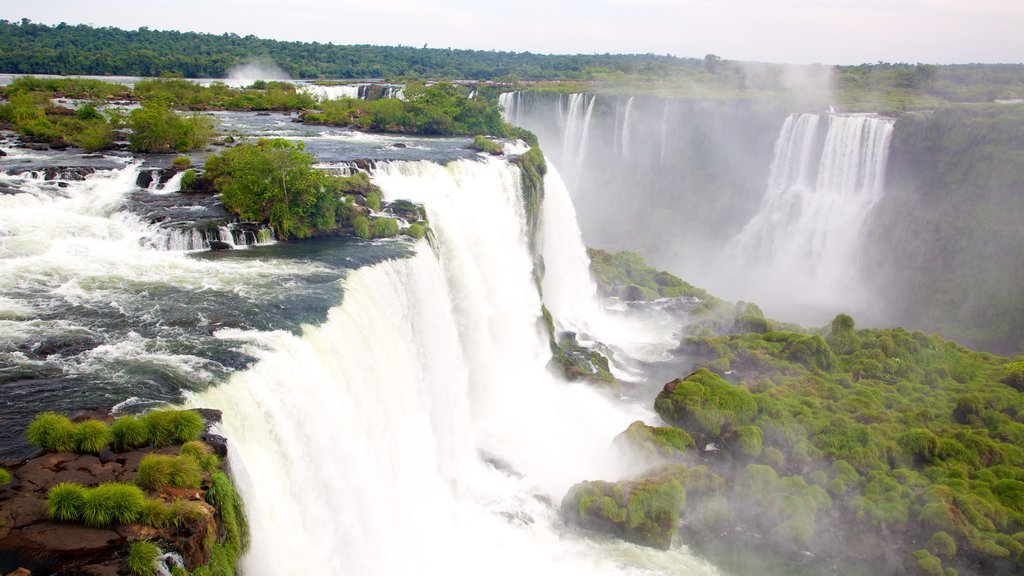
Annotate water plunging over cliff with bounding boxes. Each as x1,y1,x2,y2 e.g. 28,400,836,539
728,113,895,317
198,158,719,575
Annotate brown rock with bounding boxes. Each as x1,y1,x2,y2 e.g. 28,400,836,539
19,523,123,554
6,568,31,576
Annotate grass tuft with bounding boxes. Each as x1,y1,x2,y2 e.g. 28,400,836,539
144,410,204,447
180,440,221,473
126,540,161,576
111,415,150,451
135,454,202,491
75,419,113,454
0,468,11,486
26,412,78,452
47,482,86,522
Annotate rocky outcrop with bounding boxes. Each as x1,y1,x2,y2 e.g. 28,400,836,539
561,464,688,550
612,421,694,464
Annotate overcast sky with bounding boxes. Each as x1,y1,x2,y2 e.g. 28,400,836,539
8,0,1024,65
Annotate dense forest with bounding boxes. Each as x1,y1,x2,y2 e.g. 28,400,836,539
2,19,1022,107
0,19,700,81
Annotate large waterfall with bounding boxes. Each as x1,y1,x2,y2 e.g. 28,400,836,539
728,113,895,317
198,157,719,575
501,91,898,324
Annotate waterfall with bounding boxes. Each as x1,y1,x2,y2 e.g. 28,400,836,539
621,97,635,158
659,100,670,162
728,113,895,315
498,91,521,125
540,163,680,372
198,157,719,575
559,94,596,186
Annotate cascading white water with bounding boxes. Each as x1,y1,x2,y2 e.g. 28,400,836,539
659,100,670,162
299,83,362,101
728,113,895,314
539,163,679,372
621,97,635,158
198,157,721,575
498,92,520,125
558,94,596,186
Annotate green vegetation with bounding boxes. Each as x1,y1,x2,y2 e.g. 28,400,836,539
143,409,205,447
470,135,503,155
75,419,113,454
588,248,718,302
203,471,250,575
126,540,161,576
562,464,688,550
0,87,118,152
550,331,614,385
659,314,1024,574
307,82,505,136
47,482,87,522
0,467,10,486
128,100,215,153
111,415,150,451
172,155,193,169
614,420,695,462
204,139,392,240
134,78,315,111
134,454,202,491
26,412,78,452
26,409,206,454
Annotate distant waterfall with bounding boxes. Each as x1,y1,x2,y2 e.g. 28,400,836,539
621,97,635,158
729,113,895,313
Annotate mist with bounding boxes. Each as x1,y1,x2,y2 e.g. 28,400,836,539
225,60,291,87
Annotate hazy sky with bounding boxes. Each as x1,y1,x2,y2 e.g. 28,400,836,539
8,0,1024,65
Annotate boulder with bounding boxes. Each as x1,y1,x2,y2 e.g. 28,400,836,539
561,464,687,550
209,241,233,251
613,421,694,464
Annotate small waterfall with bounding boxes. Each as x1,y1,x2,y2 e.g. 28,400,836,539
621,97,635,158
659,100,670,162
729,113,895,314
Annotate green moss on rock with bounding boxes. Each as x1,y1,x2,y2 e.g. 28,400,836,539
614,421,695,462
561,465,687,550
654,369,758,437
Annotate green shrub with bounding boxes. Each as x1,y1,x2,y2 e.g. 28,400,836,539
371,217,399,239
172,155,193,169
366,190,382,212
733,425,764,457
143,410,204,447
134,454,202,491
180,169,197,189
129,100,214,153
470,135,503,154
1001,361,1024,391
126,540,161,576
180,441,221,473
75,419,112,454
47,482,86,522
927,531,957,558
353,215,371,239
98,483,146,524
26,412,78,452
404,223,427,239
0,468,10,486
73,120,114,152
911,549,944,576
111,415,150,451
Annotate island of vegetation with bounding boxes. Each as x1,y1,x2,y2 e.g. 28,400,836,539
561,250,1024,576
0,409,248,576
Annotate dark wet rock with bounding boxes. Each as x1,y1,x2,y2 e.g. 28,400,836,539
255,112,271,116
0,149,6,157
17,334,103,359
353,158,376,172
135,168,177,189
201,434,228,458
24,143,49,151
209,241,233,251
47,140,70,151
392,143,407,148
